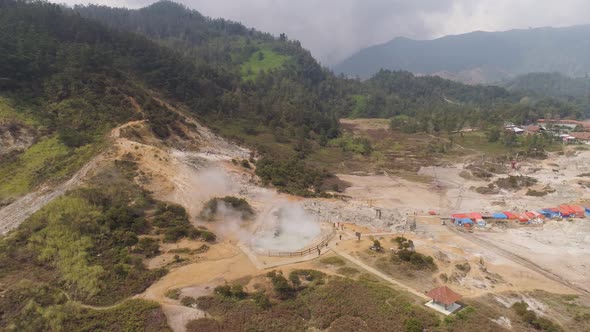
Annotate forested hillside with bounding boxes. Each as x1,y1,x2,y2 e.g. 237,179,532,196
335,25,590,83
1,0,585,203
73,2,585,140
0,0,345,199
347,70,584,133
502,72,590,101
74,1,347,140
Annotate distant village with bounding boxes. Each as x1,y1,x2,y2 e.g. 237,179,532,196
505,119,590,144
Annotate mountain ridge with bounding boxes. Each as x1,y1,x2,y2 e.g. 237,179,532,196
334,24,590,83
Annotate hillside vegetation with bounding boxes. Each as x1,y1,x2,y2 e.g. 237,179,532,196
0,159,214,329
350,70,584,133
501,72,590,115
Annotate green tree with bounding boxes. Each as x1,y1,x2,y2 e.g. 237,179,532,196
487,127,501,142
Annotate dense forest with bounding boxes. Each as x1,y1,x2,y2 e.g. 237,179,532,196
74,1,346,139
358,70,585,134
73,2,586,135
501,72,590,114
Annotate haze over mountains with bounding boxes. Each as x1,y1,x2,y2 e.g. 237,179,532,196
335,25,590,84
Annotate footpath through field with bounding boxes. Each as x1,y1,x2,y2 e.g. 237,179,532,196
329,244,429,300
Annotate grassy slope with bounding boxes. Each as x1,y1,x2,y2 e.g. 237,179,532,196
241,48,291,81
0,136,101,202
0,97,35,125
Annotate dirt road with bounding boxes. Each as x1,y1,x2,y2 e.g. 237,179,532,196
448,226,589,296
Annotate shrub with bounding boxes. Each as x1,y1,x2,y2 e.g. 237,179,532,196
136,238,160,258
393,237,413,250
395,250,436,270
405,318,423,332
181,296,197,307
153,202,201,243
255,157,329,196
214,285,232,297
165,288,181,300
266,270,294,299
526,189,548,197
164,226,188,243
199,196,254,221
512,301,562,332
200,231,216,242
214,283,247,300
455,262,471,273
231,284,247,299
253,291,271,309
328,134,373,155
289,273,302,288
373,240,382,250
512,301,529,316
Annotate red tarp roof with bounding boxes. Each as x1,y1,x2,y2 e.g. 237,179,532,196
469,212,483,220
571,206,585,213
451,214,469,219
559,205,574,213
426,286,463,305
558,206,572,216
503,212,518,220
525,211,536,219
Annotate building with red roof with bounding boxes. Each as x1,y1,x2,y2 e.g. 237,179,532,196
425,286,463,315
571,132,590,144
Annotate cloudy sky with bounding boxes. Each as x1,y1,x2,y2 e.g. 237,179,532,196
57,0,590,65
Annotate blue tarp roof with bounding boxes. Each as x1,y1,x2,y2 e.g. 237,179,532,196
493,213,508,219
585,207,590,213
456,218,474,224
539,210,559,217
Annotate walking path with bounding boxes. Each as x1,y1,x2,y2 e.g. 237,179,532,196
238,231,429,300
237,242,332,270
329,244,429,300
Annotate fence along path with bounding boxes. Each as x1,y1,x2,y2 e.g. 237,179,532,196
256,229,336,257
